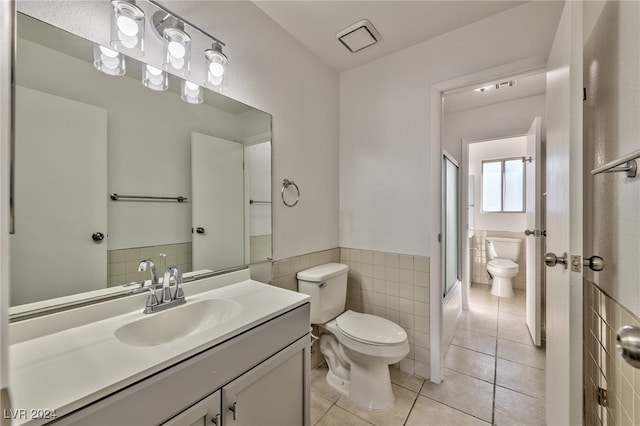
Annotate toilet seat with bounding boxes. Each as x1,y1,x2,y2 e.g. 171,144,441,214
336,310,407,346
487,258,518,274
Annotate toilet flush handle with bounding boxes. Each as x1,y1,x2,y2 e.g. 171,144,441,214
318,281,326,288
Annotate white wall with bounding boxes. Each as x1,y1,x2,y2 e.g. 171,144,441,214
443,94,546,163
19,0,340,261
584,0,640,317
339,2,562,256
467,136,527,232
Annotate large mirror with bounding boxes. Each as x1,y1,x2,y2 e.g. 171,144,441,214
10,11,272,312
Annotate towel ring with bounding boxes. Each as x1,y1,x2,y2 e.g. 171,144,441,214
281,179,300,207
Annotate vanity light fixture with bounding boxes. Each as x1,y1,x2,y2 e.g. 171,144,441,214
152,11,191,76
111,0,145,57
93,44,126,76
142,64,168,91
205,41,227,90
181,80,203,104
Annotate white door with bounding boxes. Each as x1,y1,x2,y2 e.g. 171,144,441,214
544,2,583,425
11,86,107,305
191,133,244,271
525,117,543,346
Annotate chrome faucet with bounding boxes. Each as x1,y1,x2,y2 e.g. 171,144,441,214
137,259,159,286
143,266,186,314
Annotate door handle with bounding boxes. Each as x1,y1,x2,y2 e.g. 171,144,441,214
544,252,568,269
583,255,605,272
524,229,536,236
92,232,105,242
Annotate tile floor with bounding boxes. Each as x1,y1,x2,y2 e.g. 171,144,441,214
310,284,546,425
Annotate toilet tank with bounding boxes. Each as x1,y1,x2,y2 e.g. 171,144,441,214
297,263,349,324
486,237,521,261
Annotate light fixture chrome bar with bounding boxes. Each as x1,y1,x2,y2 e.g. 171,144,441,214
147,0,225,47
110,193,188,202
591,148,640,178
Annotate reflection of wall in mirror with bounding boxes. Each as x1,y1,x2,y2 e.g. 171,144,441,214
246,142,272,263
14,31,271,296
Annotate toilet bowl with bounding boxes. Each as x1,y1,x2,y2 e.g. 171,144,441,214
297,263,409,410
486,237,521,298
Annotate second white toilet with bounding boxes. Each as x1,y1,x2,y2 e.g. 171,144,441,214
297,262,409,410
486,237,521,297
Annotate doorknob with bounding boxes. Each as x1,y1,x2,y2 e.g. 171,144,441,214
196,227,205,235
544,252,568,269
92,232,105,242
583,255,605,272
524,229,536,236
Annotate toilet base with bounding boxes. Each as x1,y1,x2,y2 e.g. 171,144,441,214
491,276,514,298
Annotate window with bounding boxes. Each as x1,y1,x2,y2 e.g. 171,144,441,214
482,158,525,212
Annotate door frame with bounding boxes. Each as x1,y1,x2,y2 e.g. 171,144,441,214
429,57,548,384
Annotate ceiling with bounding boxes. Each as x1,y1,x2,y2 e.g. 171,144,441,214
252,1,527,72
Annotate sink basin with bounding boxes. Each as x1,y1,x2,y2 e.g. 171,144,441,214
115,299,243,347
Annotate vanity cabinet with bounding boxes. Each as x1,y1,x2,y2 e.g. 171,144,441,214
53,304,310,426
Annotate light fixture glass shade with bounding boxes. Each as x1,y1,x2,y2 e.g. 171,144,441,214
163,27,191,76
181,80,203,104
205,42,227,91
111,0,145,57
93,44,126,76
142,64,168,91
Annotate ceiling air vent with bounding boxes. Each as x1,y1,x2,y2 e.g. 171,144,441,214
337,19,381,53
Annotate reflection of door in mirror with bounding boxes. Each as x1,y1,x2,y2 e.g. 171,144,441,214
245,142,272,263
10,86,107,305
192,133,244,271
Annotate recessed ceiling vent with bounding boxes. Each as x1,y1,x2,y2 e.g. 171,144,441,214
337,19,381,53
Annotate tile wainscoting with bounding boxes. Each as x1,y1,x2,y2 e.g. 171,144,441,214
107,242,192,287
471,230,526,290
271,247,430,379
584,280,640,426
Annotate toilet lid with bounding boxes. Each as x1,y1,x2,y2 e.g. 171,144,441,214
488,259,518,269
336,311,407,345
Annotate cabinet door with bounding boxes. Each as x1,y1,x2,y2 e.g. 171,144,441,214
162,390,221,426
222,337,309,426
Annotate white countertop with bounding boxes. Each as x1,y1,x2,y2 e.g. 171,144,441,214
8,276,309,425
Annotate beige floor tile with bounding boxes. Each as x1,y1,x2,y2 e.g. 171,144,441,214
405,396,490,426
335,384,417,426
497,338,546,370
494,386,546,425
451,328,497,356
420,368,494,422
498,299,526,316
457,308,498,337
497,312,534,345
312,365,343,403
315,405,373,426
495,358,545,399
390,366,425,393
444,345,496,383
311,392,333,425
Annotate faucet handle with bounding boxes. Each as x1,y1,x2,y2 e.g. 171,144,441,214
142,286,159,314
173,268,185,301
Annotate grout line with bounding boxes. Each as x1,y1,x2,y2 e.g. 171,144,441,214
491,295,500,426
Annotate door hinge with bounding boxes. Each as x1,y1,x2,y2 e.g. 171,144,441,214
438,233,441,243
597,387,608,407
583,87,587,101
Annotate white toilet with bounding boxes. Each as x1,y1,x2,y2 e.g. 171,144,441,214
297,263,409,410
486,237,521,297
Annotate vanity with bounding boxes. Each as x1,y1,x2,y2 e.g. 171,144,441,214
8,269,311,425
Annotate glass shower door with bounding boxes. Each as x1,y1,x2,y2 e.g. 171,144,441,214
443,155,459,297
